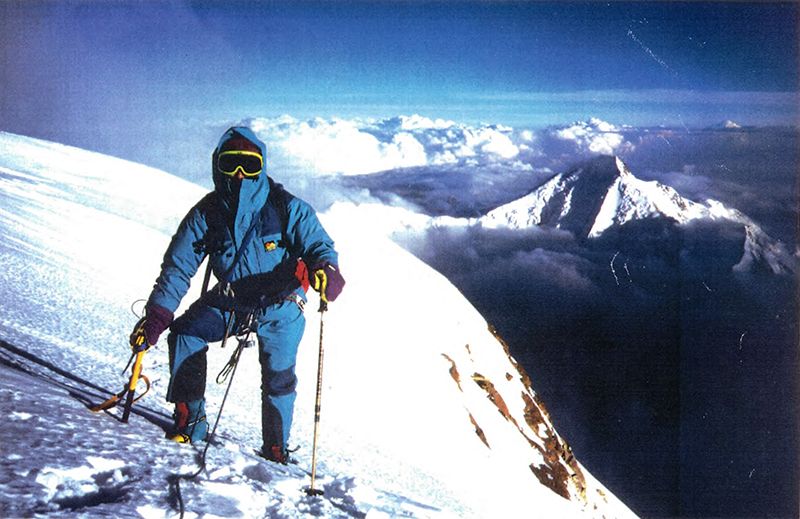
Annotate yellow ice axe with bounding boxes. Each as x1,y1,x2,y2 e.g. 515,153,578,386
91,348,150,422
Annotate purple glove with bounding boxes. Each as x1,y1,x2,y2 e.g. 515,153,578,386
130,304,174,351
311,262,345,303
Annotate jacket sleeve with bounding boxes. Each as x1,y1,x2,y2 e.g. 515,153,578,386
147,204,208,313
285,197,339,267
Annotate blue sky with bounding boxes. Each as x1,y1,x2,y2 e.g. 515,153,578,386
1,1,798,167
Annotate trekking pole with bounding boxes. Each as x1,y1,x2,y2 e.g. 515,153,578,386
306,299,328,496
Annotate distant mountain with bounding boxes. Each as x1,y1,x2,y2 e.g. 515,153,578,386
480,155,794,274
712,120,743,130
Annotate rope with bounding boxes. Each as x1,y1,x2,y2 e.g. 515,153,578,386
216,335,248,384
130,298,147,319
172,310,255,518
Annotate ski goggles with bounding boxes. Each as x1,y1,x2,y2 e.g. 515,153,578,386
217,150,263,177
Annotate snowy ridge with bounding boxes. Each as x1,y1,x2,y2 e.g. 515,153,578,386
480,155,795,274
0,132,635,518
442,327,607,506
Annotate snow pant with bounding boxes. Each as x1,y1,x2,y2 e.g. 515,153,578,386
166,296,306,450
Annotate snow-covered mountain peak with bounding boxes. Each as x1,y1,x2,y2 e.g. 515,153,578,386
479,155,644,236
715,120,743,130
480,155,795,274
561,155,630,183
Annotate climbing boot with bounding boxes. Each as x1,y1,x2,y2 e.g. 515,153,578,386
168,399,208,443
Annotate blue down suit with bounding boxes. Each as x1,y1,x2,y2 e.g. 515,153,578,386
146,127,338,451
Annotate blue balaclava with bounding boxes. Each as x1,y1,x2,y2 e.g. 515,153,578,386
212,127,271,244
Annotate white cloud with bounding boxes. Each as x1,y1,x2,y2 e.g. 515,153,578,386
242,115,523,176
254,117,428,175
550,117,632,155
395,114,457,131
466,127,519,159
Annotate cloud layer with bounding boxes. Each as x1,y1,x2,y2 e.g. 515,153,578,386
244,114,635,177
542,118,634,156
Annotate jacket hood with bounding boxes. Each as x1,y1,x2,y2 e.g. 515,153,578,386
212,126,271,245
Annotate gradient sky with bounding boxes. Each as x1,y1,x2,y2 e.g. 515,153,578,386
1,1,798,167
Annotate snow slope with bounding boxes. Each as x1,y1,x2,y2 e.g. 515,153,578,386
480,155,795,274
0,132,635,518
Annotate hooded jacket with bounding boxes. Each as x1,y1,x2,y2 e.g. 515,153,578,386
147,127,338,314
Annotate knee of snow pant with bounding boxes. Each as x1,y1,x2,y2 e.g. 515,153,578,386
260,363,298,396
167,334,208,403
